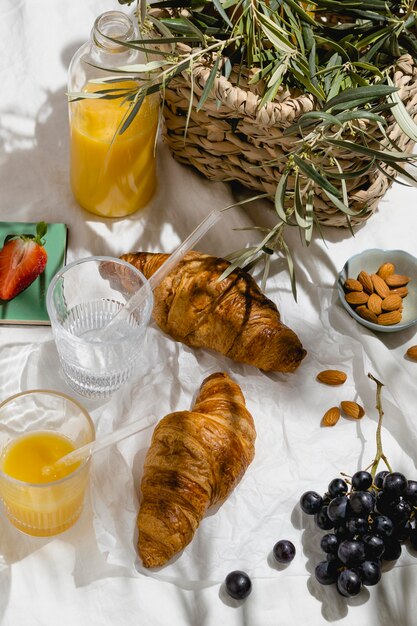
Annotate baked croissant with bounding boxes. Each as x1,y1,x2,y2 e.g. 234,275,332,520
138,372,256,568
121,250,306,372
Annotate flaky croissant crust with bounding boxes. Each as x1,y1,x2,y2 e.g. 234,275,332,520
138,372,256,568
121,250,306,372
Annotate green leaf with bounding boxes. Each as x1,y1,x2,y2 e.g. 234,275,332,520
274,170,291,224
266,59,288,88
196,55,221,111
351,61,383,78
294,172,309,228
283,111,342,135
290,65,326,101
116,60,171,73
381,160,417,186
326,159,375,180
322,53,341,94
326,70,344,101
315,36,349,61
360,31,391,62
119,95,145,134
256,12,296,54
374,162,411,187
212,0,233,28
304,190,314,245
333,158,349,208
184,58,194,140
387,77,417,143
293,155,341,197
261,251,272,292
281,239,297,301
327,138,417,162
336,110,386,125
36,221,48,244
322,188,366,217
281,0,317,27
218,248,258,281
324,84,398,111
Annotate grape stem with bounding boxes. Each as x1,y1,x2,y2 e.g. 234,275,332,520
368,372,393,478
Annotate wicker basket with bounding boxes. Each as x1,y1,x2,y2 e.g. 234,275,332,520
161,53,417,227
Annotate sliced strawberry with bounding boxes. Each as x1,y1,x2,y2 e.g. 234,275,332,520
0,222,48,301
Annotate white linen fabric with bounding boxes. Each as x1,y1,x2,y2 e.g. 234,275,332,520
1,1,417,624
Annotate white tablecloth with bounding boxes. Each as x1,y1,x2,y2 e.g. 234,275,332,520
1,1,417,624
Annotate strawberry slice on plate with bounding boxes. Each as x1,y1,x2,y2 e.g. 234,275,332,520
0,221,48,301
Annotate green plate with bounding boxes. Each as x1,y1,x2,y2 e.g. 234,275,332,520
0,222,68,325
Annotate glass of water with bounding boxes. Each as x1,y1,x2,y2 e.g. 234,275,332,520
46,256,153,398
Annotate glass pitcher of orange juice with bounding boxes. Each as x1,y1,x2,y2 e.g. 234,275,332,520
68,11,159,218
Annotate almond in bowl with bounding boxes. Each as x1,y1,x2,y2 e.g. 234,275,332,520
337,249,417,333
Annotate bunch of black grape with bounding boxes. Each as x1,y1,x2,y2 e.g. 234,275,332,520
300,470,417,597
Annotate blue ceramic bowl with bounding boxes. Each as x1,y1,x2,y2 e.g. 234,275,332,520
337,249,417,332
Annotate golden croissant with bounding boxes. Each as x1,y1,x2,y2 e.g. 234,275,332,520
138,372,256,568
120,250,306,372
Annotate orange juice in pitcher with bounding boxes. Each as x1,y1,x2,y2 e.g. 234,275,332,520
68,12,159,218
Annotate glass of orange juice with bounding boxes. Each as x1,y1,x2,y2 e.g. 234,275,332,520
68,11,160,218
0,390,95,537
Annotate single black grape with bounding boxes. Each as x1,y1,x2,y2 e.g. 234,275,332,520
300,491,323,515
382,540,402,561
374,471,389,490
363,534,385,559
352,471,373,491
383,472,407,497
315,506,334,530
390,499,412,525
403,480,417,507
328,478,348,498
315,560,339,585
334,525,351,543
337,569,362,597
273,540,295,563
224,571,252,600
393,521,412,543
337,539,366,566
345,517,368,537
375,491,397,515
358,560,381,586
326,553,342,565
349,491,375,517
321,533,339,554
327,496,349,523
372,515,394,540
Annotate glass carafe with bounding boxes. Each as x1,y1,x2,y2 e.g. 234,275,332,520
68,11,159,218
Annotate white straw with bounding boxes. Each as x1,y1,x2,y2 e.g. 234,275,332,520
43,414,155,476
100,208,222,337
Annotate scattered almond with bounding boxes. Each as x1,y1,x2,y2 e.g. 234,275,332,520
321,407,341,427
344,278,363,292
389,286,408,298
317,370,347,385
381,294,402,312
356,305,378,324
345,291,369,306
377,310,402,325
406,345,417,361
341,401,365,419
371,274,390,299
385,274,410,288
377,262,395,280
367,293,383,315
357,271,374,294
